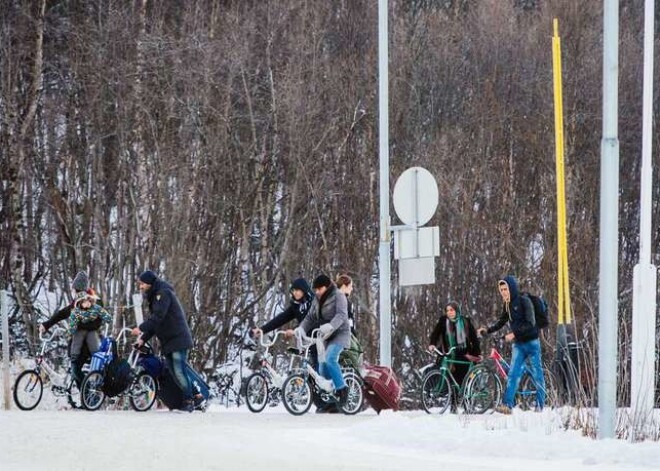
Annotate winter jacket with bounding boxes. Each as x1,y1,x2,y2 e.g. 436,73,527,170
68,304,112,334
298,284,350,348
260,278,313,335
139,278,193,354
429,314,481,358
486,275,538,343
42,289,105,332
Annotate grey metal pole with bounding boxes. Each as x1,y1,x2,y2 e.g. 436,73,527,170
598,0,620,440
2,290,10,410
631,0,657,435
378,0,392,367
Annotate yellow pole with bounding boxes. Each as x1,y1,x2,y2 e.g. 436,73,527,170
552,19,572,325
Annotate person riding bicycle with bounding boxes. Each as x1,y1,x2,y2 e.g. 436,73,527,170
68,292,112,386
39,271,106,387
252,278,313,337
294,274,350,412
428,301,481,412
477,275,546,414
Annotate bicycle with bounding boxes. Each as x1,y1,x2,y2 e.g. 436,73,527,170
13,326,87,411
245,331,296,413
80,328,158,412
420,346,499,415
466,334,557,410
281,328,364,416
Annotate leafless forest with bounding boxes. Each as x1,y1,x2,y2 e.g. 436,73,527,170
1,0,658,404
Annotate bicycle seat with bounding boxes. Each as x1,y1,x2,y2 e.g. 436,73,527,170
286,347,302,355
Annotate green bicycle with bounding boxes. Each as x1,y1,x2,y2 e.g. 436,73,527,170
420,346,501,414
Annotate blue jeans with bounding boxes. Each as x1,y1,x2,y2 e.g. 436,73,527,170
319,343,346,391
503,338,546,409
165,349,193,400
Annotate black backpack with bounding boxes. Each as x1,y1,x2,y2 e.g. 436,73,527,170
102,339,134,397
524,292,550,329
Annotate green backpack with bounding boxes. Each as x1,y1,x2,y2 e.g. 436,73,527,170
340,333,364,371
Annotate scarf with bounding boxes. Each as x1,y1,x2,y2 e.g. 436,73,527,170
446,314,467,350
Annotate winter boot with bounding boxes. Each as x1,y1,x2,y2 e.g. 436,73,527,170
182,399,195,413
70,356,82,389
337,387,349,407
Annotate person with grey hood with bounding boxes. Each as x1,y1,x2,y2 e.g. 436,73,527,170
478,275,546,414
40,271,104,387
132,270,201,412
295,274,350,408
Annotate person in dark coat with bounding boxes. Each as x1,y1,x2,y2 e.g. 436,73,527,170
252,278,313,337
428,301,481,396
40,271,104,386
132,270,199,412
478,275,546,413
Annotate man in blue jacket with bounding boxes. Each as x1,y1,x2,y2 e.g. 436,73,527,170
132,270,200,412
478,275,546,414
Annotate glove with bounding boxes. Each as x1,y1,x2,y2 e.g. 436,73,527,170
319,323,334,338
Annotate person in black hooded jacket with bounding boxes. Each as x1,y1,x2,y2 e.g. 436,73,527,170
478,275,546,413
252,278,313,337
132,270,199,412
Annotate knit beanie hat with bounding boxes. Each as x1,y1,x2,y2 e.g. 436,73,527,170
312,274,332,289
290,278,311,294
139,270,158,285
72,271,89,293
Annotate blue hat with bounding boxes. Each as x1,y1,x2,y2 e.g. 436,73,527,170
139,270,158,285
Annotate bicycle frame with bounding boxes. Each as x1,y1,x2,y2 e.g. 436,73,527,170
254,331,290,389
294,329,335,393
428,346,476,396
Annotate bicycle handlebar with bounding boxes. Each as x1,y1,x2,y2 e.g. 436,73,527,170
427,345,458,358
257,330,285,348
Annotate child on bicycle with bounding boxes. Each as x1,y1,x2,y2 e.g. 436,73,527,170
68,291,112,386
428,301,481,411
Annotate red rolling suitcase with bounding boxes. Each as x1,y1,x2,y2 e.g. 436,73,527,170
362,364,401,413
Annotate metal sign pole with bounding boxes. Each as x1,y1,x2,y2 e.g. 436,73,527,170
2,290,11,410
599,0,620,440
377,0,392,367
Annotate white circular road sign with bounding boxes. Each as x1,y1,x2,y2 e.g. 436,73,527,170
392,167,438,226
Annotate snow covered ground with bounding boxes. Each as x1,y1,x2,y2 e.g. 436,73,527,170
1,403,659,471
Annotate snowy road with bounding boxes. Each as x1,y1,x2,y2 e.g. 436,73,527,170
1,405,657,471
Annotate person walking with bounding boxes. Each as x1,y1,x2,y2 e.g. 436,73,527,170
132,270,201,412
478,275,546,413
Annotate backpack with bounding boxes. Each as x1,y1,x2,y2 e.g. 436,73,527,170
524,292,550,329
101,339,134,397
339,333,364,372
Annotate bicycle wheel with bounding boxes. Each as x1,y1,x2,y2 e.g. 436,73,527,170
281,373,312,416
245,372,269,413
463,366,501,414
520,368,556,409
129,372,158,412
339,371,364,415
81,371,106,411
13,370,43,411
421,370,452,414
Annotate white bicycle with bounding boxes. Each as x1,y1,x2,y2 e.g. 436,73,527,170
244,331,297,413
281,328,364,415
13,326,88,410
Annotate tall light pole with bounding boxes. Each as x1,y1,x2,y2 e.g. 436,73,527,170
377,0,392,367
598,0,620,440
631,0,657,437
